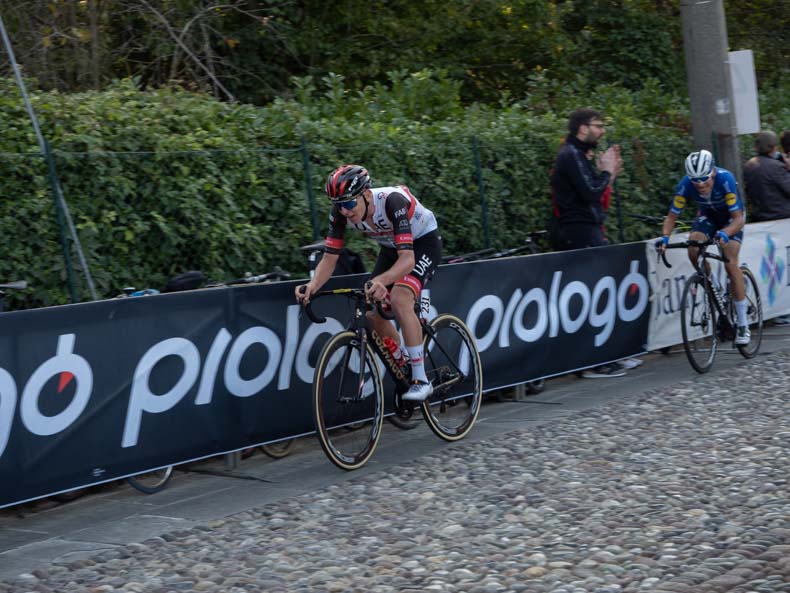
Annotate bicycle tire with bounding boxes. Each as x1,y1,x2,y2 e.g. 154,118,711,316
313,331,384,470
260,439,296,459
51,488,88,503
126,466,174,494
736,267,763,359
680,274,718,373
421,314,483,441
525,379,546,394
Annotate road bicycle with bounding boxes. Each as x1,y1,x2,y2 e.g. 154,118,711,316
0,280,27,312
120,268,296,494
659,238,762,373
441,231,547,265
301,283,483,470
300,239,423,431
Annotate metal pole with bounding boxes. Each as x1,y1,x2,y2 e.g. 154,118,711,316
44,141,79,302
471,136,491,248
300,137,319,240
0,14,97,301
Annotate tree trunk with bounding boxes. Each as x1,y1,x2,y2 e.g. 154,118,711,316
88,0,101,89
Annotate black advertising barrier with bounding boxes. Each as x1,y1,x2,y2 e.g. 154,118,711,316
0,241,649,508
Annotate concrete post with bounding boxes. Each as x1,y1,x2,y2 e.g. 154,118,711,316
680,0,743,185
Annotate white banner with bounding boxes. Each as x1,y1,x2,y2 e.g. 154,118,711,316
647,219,790,351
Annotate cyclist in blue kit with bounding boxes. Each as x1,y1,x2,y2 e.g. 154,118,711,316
656,149,751,345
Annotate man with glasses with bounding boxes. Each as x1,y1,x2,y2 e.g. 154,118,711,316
656,149,750,345
550,108,622,252
295,164,441,402
550,108,626,377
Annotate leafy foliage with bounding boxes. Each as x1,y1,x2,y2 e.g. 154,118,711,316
1,1,786,106
0,48,788,309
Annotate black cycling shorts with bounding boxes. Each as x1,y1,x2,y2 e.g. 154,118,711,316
371,230,442,296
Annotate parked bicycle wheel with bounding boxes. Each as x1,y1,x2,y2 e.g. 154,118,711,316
736,267,763,359
313,331,385,470
260,439,296,459
421,314,483,441
51,488,88,503
680,274,718,373
526,379,546,394
127,466,174,494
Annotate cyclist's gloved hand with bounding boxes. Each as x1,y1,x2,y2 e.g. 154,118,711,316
716,230,730,244
655,235,669,252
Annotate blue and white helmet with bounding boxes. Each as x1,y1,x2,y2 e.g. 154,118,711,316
685,150,714,178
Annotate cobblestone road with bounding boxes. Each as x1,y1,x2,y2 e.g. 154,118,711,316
2,352,788,593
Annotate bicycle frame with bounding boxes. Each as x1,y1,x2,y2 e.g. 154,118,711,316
692,241,736,331
303,287,467,402
662,238,732,322
304,287,435,395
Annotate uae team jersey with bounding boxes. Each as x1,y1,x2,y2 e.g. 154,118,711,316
669,167,744,217
325,185,438,254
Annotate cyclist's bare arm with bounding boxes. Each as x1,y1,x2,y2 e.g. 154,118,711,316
295,251,339,303
661,211,679,238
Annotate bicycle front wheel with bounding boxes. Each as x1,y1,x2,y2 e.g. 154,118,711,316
127,466,174,494
421,314,483,441
313,331,384,470
680,274,718,373
735,267,762,358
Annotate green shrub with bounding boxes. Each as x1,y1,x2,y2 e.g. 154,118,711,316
1,72,787,309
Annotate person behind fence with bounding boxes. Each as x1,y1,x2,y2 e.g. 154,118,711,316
549,108,622,252
781,131,790,162
745,130,790,325
656,149,751,345
549,108,628,378
743,130,790,223
295,164,442,402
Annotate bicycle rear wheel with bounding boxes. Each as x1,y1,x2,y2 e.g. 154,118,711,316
421,314,483,441
127,466,173,494
313,331,384,470
736,267,762,358
680,274,718,373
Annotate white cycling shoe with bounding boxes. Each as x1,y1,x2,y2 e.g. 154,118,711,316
735,325,751,345
402,380,433,402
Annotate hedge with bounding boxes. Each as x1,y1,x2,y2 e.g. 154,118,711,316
1,73,787,309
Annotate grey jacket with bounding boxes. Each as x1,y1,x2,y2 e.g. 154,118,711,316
744,154,790,222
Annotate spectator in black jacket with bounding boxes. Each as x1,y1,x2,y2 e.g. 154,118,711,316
549,108,635,378
550,108,622,251
744,130,790,222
